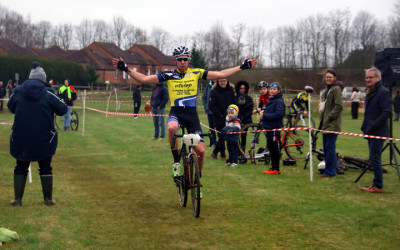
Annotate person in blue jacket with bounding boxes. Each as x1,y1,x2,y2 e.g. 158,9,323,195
150,82,169,140
7,62,68,206
260,82,285,175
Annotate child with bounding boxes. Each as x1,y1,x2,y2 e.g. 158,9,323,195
253,81,270,114
223,104,241,167
260,82,285,175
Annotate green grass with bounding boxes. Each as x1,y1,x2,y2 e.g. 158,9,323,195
0,90,400,249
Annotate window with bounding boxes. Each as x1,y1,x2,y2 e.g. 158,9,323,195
114,69,118,79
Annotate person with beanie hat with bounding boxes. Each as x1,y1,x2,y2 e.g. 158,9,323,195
7,62,68,206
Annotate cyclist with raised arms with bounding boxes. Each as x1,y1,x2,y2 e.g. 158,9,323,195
291,85,314,114
112,46,257,195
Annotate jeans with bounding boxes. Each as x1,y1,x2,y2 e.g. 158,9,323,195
368,138,385,188
227,141,238,164
322,133,338,176
15,156,53,175
152,108,165,138
63,107,72,127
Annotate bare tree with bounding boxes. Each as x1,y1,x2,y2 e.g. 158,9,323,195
76,19,94,49
205,21,233,69
388,0,400,47
246,25,266,68
33,21,52,48
123,24,148,49
93,19,112,43
149,27,172,54
112,16,127,48
328,9,351,67
231,23,246,65
351,11,379,50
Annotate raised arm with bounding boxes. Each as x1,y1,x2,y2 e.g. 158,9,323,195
207,58,257,80
112,58,159,84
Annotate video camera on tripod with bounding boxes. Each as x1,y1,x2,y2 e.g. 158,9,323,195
374,48,400,86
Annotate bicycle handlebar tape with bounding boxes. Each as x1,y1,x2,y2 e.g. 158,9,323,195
240,59,252,70
117,60,130,72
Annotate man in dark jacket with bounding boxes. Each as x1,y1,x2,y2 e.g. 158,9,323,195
133,85,142,119
235,81,254,153
209,78,236,161
8,62,68,206
150,83,169,139
360,67,392,193
0,81,6,111
202,80,216,147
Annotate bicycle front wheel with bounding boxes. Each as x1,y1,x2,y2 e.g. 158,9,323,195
177,157,188,207
189,154,201,217
70,111,79,131
283,126,312,161
54,114,63,130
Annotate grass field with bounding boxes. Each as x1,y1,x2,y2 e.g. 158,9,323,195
1,90,400,249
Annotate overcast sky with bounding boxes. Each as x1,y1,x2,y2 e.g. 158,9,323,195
1,0,397,37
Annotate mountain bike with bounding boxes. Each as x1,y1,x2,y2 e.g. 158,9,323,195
238,121,270,165
54,110,79,131
171,126,209,218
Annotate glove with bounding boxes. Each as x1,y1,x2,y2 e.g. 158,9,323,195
240,58,252,70
117,60,130,72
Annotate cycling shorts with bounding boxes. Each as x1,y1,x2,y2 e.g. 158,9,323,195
168,107,204,139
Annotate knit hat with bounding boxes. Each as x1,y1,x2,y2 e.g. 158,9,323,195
29,62,46,83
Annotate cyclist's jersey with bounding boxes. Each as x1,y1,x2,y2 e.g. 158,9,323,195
156,68,208,107
292,91,309,111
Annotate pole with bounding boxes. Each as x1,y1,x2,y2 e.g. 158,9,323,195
82,89,86,136
106,89,112,118
308,94,313,181
28,164,32,183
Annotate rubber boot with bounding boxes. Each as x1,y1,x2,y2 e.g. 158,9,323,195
40,175,56,206
10,174,27,206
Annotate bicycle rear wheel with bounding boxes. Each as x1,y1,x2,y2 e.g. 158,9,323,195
70,110,79,131
54,114,63,130
190,154,201,217
238,123,267,162
283,126,311,160
177,158,188,207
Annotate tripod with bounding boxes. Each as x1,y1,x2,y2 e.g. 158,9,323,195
381,84,400,180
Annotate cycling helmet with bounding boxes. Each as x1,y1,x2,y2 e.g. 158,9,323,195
305,85,314,93
258,81,269,89
227,104,239,117
172,46,190,59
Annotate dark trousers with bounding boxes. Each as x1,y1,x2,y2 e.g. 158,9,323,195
227,141,238,164
14,156,53,176
134,102,141,116
267,139,280,171
322,133,338,176
0,100,3,111
368,138,385,188
212,115,226,157
351,102,359,119
207,114,216,146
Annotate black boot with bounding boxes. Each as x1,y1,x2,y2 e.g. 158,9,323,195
10,174,27,206
40,175,56,206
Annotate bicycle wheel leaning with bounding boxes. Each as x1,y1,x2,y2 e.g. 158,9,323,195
238,123,267,160
189,154,201,217
283,125,311,161
54,114,63,130
70,110,79,131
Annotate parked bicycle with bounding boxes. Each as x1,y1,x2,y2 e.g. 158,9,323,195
54,110,79,131
238,106,315,163
171,126,209,218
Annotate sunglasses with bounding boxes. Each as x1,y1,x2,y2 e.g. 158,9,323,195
176,57,189,62
269,84,279,88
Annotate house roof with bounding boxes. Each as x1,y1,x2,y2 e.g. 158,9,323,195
30,46,76,59
130,44,175,66
0,39,36,56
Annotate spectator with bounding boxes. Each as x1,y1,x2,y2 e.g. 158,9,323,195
48,79,56,93
8,82,17,98
150,82,169,140
202,80,216,147
319,69,343,178
209,78,236,161
393,90,400,121
350,87,361,120
133,85,142,119
235,80,254,153
0,81,6,112
223,104,241,167
7,62,68,206
58,79,77,131
253,81,270,114
360,67,391,193
260,82,285,175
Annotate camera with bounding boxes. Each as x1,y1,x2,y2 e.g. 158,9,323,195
374,48,400,86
